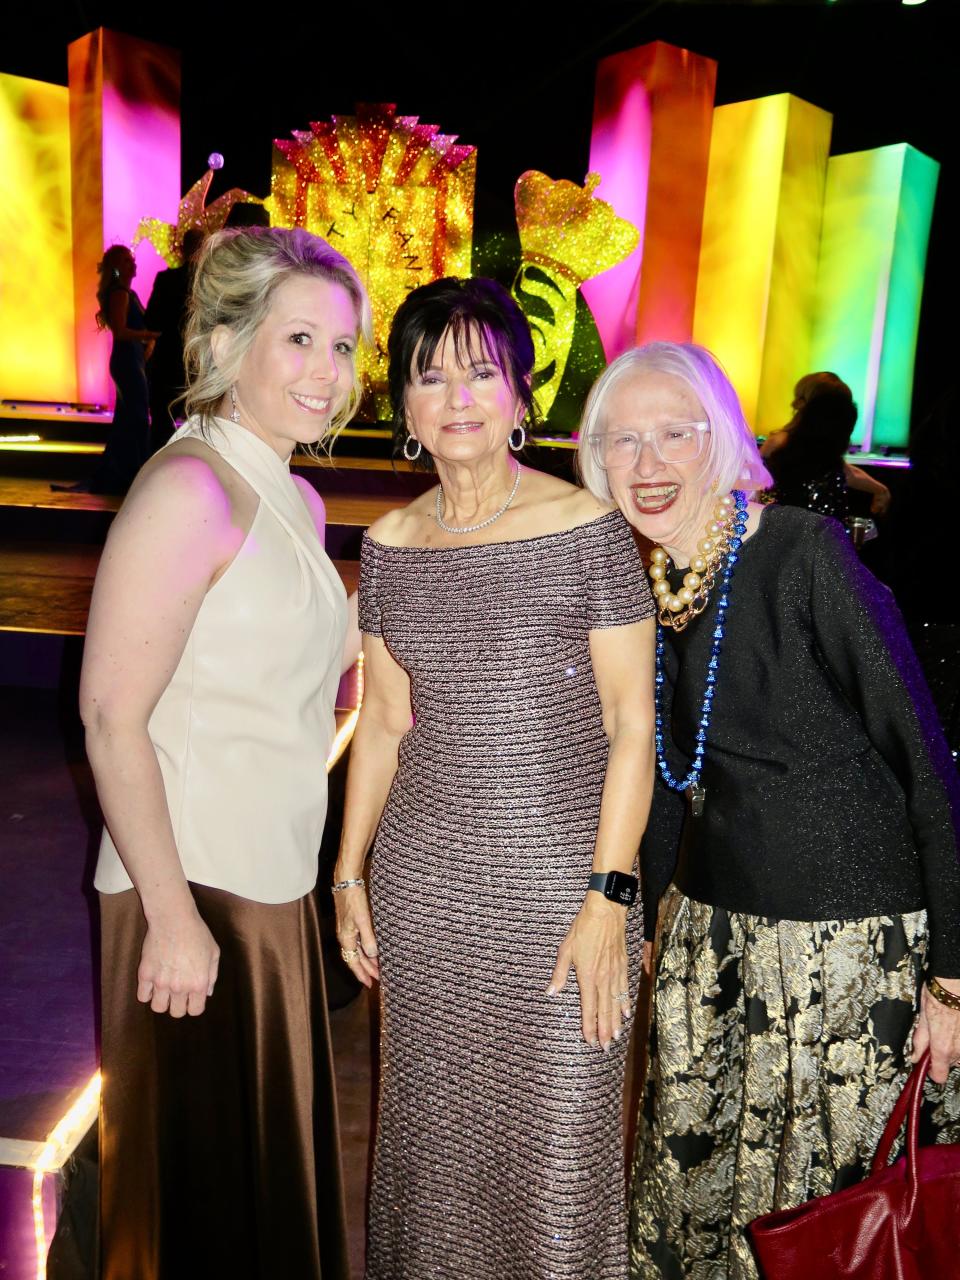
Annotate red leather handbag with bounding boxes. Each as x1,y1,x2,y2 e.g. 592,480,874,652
748,1052,960,1279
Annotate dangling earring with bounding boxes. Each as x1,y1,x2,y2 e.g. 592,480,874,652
509,422,526,453
229,385,241,425
403,434,422,461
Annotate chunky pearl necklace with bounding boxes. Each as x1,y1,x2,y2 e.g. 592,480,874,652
648,492,740,633
653,490,747,817
435,464,521,535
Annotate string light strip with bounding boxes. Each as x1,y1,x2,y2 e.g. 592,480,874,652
31,1071,101,1280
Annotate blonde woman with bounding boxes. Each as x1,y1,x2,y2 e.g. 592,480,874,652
81,227,371,1280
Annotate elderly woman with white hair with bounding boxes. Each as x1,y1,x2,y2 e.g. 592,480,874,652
81,226,370,1280
577,342,960,1280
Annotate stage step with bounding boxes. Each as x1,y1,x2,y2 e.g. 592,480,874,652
0,478,402,559
1,409,398,454
0,438,436,492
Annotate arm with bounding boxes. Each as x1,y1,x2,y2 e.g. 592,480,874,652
332,631,412,987
809,520,960,1079
105,289,160,343
80,456,241,1016
844,462,891,515
549,618,656,1049
341,592,361,674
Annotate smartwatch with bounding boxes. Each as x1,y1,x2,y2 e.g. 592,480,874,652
587,870,639,907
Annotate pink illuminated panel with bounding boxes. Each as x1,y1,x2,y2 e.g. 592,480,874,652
68,30,180,406
583,42,716,359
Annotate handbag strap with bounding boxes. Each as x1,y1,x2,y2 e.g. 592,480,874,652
869,1049,930,1227
870,1051,929,1174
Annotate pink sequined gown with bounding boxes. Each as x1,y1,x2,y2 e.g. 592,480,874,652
358,510,654,1280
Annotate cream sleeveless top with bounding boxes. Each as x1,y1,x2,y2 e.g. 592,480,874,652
94,416,348,903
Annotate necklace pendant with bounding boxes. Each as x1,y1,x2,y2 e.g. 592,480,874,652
688,781,706,818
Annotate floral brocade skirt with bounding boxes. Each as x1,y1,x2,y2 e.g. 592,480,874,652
629,886,960,1280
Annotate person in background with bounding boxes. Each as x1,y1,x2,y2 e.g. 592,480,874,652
762,370,891,516
765,386,858,520
144,229,205,451
55,246,159,494
81,226,370,1280
577,341,960,1280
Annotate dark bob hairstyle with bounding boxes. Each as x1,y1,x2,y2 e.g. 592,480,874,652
387,276,538,466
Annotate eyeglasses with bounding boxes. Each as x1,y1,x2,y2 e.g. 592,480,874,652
588,421,710,469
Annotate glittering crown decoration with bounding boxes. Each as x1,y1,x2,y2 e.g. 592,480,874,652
134,155,264,266
515,171,638,285
268,103,476,411
511,172,639,420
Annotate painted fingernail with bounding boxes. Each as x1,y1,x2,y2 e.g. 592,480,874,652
613,1028,622,1041
546,985,556,996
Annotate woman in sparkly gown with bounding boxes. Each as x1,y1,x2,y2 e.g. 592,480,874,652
334,278,656,1279
576,342,960,1280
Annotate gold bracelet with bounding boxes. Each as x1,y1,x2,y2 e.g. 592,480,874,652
928,976,960,1012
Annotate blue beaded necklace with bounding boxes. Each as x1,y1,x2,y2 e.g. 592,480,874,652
653,489,748,817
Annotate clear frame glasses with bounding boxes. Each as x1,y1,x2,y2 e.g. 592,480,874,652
588,421,710,469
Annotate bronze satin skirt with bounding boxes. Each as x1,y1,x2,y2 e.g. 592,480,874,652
99,884,349,1280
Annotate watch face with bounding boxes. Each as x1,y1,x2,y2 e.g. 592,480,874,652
607,872,638,906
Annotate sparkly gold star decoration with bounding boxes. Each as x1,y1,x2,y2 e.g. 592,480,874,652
512,171,639,419
268,103,476,414
134,158,264,266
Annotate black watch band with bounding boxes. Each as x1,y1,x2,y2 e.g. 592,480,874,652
587,870,639,907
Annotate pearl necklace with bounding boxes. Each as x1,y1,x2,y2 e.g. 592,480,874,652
648,492,739,633
435,464,521,535
653,490,747,817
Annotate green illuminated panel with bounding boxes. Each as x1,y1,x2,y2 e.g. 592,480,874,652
812,144,938,450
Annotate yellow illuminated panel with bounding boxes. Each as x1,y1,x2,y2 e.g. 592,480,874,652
0,75,76,403
693,95,832,433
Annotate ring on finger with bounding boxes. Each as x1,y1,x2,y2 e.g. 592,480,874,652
612,990,630,1002
341,948,360,961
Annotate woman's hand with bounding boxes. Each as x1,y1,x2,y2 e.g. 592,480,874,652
548,895,630,1050
137,907,220,1017
912,977,960,1083
334,885,380,988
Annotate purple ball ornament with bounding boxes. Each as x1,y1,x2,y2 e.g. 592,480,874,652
208,152,225,171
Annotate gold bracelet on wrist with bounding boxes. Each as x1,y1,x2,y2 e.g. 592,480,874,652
928,976,960,1012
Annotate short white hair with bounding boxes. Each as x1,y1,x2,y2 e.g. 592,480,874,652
577,342,772,501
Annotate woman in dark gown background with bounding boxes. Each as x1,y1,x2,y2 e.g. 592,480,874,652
90,245,158,493
764,385,857,520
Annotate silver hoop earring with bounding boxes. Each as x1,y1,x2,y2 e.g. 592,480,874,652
509,423,526,453
403,435,422,461
229,385,241,425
